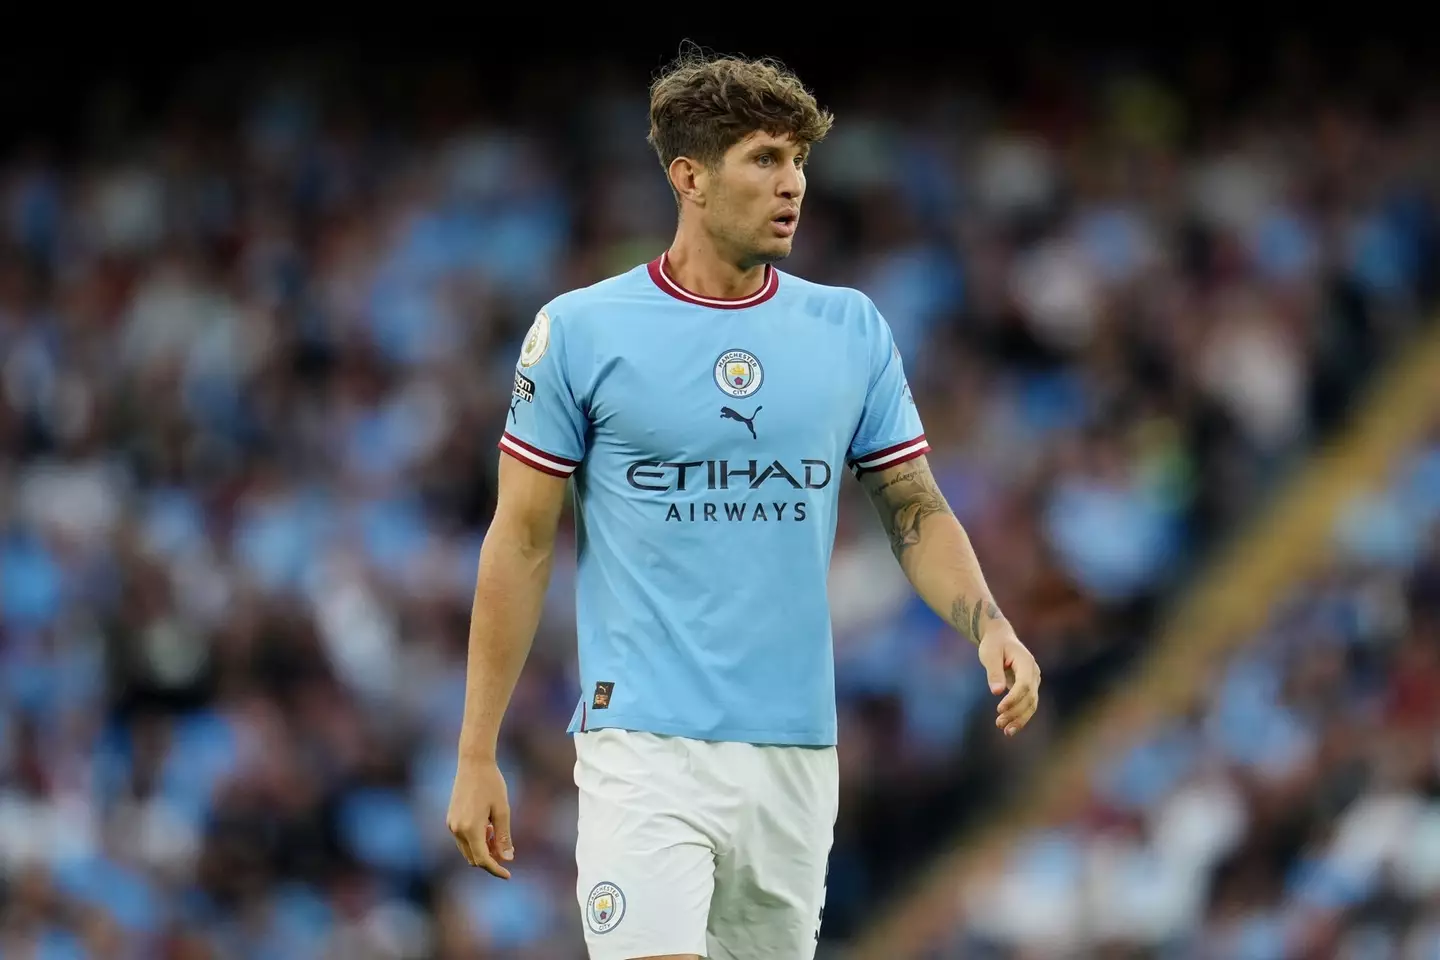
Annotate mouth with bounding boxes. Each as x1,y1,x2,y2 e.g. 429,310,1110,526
771,212,798,237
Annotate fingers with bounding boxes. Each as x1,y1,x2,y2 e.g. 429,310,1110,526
473,846,512,880
465,829,512,880
448,812,513,880
452,828,509,877
995,656,1041,736
979,633,1041,735
489,803,515,864
995,688,1038,736
451,828,477,867
996,662,1037,714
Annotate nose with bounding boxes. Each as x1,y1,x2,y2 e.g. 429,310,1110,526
778,164,803,200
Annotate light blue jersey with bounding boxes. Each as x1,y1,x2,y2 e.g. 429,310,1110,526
500,254,927,746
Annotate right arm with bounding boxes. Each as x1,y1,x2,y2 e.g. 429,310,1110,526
448,453,568,878
457,452,569,764
450,305,585,877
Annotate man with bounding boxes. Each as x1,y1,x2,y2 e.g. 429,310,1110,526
447,52,1042,960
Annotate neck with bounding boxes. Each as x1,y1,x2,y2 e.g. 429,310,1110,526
665,227,767,300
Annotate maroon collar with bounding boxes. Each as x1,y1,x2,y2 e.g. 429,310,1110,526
646,252,780,309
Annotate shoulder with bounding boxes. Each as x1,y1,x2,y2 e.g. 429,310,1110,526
775,271,873,307
540,265,652,329
519,266,650,368
774,271,889,336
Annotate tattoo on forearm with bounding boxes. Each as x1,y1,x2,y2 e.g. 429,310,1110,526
865,467,952,558
951,597,1003,643
869,470,919,499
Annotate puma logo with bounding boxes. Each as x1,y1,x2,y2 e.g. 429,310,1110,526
509,397,522,423
719,405,761,440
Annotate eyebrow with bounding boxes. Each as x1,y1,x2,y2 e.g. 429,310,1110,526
750,141,808,158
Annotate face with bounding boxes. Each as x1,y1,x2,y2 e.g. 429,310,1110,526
697,131,807,267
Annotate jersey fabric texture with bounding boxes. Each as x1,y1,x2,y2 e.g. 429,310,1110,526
500,253,928,746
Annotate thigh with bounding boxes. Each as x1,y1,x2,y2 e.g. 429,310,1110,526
575,729,717,960
706,744,839,960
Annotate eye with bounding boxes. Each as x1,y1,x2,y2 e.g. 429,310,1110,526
756,154,775,167
794,155,807,168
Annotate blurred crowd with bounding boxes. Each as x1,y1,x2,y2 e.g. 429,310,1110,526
0,47,1437,957
958,424,1440,959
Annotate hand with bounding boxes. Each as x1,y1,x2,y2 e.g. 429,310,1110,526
978,628,1041,737
447,756,515,879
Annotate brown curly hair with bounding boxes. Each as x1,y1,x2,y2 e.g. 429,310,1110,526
647,50,835,173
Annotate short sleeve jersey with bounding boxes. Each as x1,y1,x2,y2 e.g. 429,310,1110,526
501,255,927,746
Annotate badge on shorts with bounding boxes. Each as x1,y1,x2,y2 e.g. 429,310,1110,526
586,880,625,934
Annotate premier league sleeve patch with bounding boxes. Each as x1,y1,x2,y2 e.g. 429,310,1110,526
519,310,550,367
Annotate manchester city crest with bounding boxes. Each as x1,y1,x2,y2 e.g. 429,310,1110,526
586,880,626,934
714,349,764,398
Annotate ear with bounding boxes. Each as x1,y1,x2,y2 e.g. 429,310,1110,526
667,156,707,207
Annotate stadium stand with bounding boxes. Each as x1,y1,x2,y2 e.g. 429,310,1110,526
866,321,1440,958
0,42,1436,957
948,411,1440,958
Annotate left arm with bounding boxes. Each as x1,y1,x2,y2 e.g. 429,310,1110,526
858,455,1041,735
859,456,1003,645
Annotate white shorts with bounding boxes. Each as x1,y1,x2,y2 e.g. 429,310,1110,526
573,728,839,960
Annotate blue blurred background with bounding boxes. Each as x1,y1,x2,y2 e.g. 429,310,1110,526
2,24,1439,960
